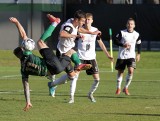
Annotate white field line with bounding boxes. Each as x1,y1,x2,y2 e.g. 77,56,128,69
0,90,32,94
0,75,21,79
2,75,21,78
0,69,160,79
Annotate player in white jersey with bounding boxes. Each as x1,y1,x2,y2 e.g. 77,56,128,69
68,13,113,103
57,10,100,70
114,18,141,95
48,10,100,103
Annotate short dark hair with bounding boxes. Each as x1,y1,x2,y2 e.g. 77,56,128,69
74,10,86,20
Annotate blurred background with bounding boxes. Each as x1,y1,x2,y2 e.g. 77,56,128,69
0,0,160,50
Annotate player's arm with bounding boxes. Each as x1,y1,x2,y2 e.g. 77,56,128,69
114,31,130,48
59,25,79,39
114,31,123,46
97,36,113,62
136,35,141,62
22,77,32,111
9,17,28,40
78,27,101,35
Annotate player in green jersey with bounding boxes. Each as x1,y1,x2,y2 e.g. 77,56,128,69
10,14,64,111
10,14,92,111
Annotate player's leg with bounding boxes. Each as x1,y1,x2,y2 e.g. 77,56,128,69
115,70,124,95
49,74,68,86
88,73,99,103
123,59,136,95
87,60,99,102
63,63,79,104
37,14,60,50
65,49,92,71
68,71,79,104
46,73,56,97
115,59,125,95
48,74,68,98
49,59,75,87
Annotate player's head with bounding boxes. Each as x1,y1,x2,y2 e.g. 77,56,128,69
126,18,135,32
13,47,23,59
74,10,86,27
85,13,93,25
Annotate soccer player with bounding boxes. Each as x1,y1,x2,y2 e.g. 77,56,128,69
114,18,141,95
57,10,100,70
70,12,113,103
48,10,100,103
10,14,73,111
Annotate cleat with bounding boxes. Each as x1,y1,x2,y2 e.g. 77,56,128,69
76,64,92,71
88,93,96,103
47,75,57,97
68,99,74,104
48,82,56,97
115,88,121,95
123,88,130,95
50,87,56,97
47,14,61,24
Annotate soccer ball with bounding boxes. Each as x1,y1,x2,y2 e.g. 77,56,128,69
22,38,35,51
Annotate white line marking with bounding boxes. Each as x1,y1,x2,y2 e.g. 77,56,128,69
2,75,20,78
0,90,32,94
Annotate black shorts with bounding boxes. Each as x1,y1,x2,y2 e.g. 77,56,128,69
56,49,74,73
115,58,136,71
39,48,64,75
81,59,99,75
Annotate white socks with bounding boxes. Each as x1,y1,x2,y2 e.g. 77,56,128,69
89,80,99,94
125,74,133,88
116,74,133,89
69,74,79,99
51,22,58,27
50,73,79,99
117,76,123,89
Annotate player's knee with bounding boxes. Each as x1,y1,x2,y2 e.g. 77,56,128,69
55,66,64,74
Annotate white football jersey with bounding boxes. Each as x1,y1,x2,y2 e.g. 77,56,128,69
57,18,78,54
116,29,141,59
77,26,98,60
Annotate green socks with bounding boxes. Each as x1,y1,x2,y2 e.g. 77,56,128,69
71,53,81,66
40,25,56,42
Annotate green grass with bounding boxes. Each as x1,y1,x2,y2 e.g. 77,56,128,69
0,50,160,121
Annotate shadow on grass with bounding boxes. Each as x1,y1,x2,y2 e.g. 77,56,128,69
103,112,160,117
96,95,160,100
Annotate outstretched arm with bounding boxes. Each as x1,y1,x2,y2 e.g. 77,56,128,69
9,17,28,40
98,39,114,62
22,78,32,111
78,27,101,35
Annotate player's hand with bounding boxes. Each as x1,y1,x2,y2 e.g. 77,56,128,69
77,35,85,41
123,43,131,49
23,102,32,111
9,17,18,23
92,30,101,35
109,56,114,62
107,55,114,62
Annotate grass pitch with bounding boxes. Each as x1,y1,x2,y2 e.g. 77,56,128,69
0,50,160,121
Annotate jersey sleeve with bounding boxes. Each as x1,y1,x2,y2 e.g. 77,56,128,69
136,34,142,54
114,31,123,47
96,33,101,41
136,34,141,44
63,25,73,34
